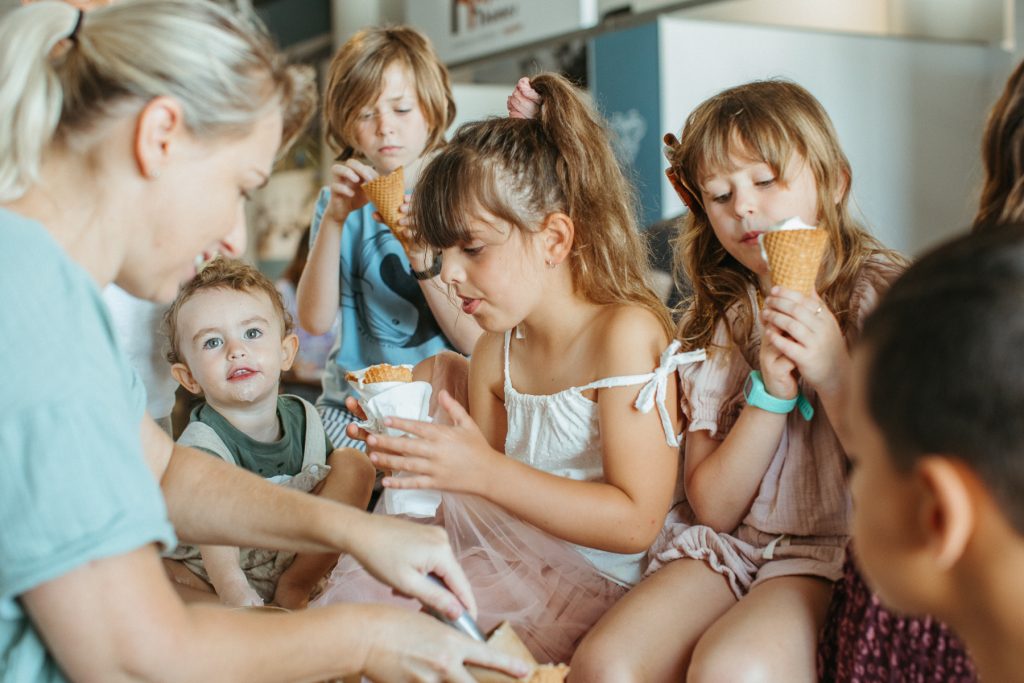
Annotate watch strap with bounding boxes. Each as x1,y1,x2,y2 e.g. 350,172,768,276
410,253,442,281
744,371,815,421
745,370,796,413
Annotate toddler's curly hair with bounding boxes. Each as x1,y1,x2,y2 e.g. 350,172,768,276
163,258,293,365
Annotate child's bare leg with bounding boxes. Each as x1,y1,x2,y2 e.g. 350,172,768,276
687,575,832,683
571,559,735,682
273,448,375,608
162,558,220,604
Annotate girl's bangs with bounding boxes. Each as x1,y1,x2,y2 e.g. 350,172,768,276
687,109,798,188
416,149,477,249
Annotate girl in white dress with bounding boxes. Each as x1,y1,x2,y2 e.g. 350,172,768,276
312,72,702,663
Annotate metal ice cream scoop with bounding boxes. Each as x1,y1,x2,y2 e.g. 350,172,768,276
423,573,486,641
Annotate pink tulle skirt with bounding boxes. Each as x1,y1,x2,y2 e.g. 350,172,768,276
311,492,626,664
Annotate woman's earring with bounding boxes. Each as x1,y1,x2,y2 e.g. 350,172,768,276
545,260,556,269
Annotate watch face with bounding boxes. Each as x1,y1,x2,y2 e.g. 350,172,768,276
743,373,754,401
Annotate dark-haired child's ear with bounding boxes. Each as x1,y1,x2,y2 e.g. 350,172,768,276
915,456,974,570
540,212,574,267
170,362,202,396
280,333,299,372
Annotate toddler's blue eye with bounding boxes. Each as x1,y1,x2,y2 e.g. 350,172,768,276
202,338,222,350
244,328,263,340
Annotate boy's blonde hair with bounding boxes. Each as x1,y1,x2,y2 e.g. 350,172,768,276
0,0,316,202
413,72,673,337
322,25,454,161
164,258,293,365
666,79,906,353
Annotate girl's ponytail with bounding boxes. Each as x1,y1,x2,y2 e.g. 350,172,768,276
415,72,671,337
0,3,79,201
531,73,672,336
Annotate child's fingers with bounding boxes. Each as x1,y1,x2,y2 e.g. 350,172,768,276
437,390,473,428
765,327,808,366
367,427,438,456
763,308,813,344
344,396,368,420
330,162,367,186
381,472,433,489
766,288,828,321
345,158,378,181
329,181,356,198
344,422,369,443
380,415,436,439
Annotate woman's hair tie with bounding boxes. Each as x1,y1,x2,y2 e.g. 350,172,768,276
68,9,84,43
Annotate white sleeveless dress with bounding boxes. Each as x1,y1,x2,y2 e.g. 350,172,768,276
311,331,703,663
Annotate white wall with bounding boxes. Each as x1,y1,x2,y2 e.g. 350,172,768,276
658,16,1012,255
450,83,514,133
662,0,890,36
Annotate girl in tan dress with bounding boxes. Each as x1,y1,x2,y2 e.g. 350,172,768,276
571,79,906,682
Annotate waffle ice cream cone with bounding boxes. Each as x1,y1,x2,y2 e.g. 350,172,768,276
761,228,828,294
345,363,413,385
529,665,570,682
361,167,408,246
469,622,569,683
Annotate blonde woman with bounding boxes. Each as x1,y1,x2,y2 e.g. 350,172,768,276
0,2,526,681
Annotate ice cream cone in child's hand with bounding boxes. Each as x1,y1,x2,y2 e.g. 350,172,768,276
469,622,569,683
758,217,828,295
346,363,413,385
346,363,431,437
361,166,410,247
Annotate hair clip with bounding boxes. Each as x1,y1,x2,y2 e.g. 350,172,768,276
665,167,697,212
661,133,697,212
662,132,680,161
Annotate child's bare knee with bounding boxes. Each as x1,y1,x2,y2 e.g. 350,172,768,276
327,448,375,483
687,641,772,683
571,634,640,683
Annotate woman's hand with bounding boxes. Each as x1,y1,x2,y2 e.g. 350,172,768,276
507,76,542,119
325,159,378,225
367,391,498,495
349,513,480,620
762,287,847,396
361,607,531,683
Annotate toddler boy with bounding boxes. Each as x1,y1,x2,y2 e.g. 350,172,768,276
161,258,375,608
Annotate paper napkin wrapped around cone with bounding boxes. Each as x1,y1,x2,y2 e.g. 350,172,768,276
468,622,570,683
346,363,431,438
757,217,828,294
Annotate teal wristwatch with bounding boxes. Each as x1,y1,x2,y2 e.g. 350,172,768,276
743,370,814,421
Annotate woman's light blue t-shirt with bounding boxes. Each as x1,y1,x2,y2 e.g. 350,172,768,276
309,189,455,408
0,209,176,682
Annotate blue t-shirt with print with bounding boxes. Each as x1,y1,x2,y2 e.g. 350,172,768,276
310,188,454,408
